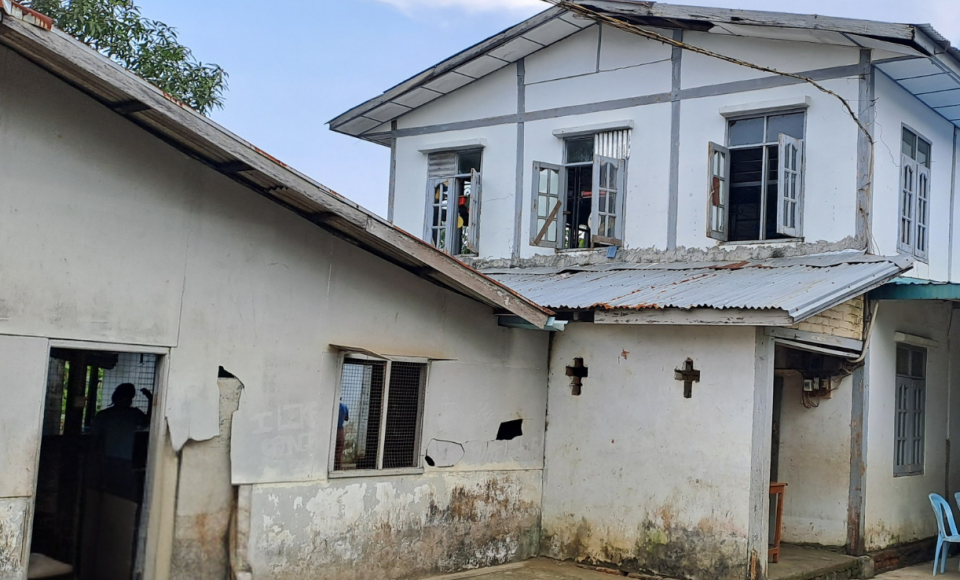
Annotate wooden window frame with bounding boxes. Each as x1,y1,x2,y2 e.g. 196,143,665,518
423,150,482,256
894,343,926,477
532,133,628,250
898,125,931,262
709,110,806,242
328,351,429,478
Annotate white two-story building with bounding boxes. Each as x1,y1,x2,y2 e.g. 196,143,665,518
332,2,960,579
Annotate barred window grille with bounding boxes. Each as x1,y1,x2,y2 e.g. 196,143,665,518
334,356,426,472
894,344,926,476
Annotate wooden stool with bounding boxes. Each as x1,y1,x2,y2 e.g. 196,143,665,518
769,483,787,563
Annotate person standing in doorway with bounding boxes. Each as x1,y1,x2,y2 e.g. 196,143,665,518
90,383,152,501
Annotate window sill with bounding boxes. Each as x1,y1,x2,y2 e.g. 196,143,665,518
719,238,801,247
897,249,928,264
893,470,924,478
328,467,424,480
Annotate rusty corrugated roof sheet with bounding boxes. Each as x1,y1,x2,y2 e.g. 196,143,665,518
484,253,913,322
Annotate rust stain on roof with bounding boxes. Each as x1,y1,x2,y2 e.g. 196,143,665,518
3,0,53,30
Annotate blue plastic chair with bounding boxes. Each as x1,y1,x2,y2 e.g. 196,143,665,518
930,493,960,575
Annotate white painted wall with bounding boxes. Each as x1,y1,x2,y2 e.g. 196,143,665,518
864,300,952,550
540,323,761,580
776,372,852,546
398,63,519,130
389,24,875,263
0,45,550,579
873,74,959,282
680,31,860,90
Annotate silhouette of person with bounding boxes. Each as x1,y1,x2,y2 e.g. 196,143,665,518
91,383,152,501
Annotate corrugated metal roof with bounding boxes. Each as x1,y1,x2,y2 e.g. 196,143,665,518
0,1,552,328
484,253,913,321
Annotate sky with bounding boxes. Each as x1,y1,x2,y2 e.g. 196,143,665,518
135,0,960,217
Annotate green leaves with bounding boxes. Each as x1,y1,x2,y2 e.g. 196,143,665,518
25,0,227,114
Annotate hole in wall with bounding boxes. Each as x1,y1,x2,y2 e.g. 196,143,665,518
496,419,523,441
424,455,436,467
218,366,236,378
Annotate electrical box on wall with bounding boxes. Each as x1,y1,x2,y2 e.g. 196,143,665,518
803,378,820,392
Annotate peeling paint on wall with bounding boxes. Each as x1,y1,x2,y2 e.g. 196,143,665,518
248,471,541,580
0,498,28,580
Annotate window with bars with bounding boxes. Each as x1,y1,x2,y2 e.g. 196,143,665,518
894,344,926,476
708,111,805,242
332,354,427,473
530,130,628,250
899,127,931,262
425,150,482,256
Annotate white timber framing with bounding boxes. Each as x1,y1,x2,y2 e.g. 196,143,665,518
747,329,776,579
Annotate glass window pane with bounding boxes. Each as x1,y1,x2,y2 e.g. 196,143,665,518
729,117,764,146
918,138,931,168
457,150,482,174
902,128,917,159
897,347,910,376
565,138,594,164
912,350,925,379
767,113,804,141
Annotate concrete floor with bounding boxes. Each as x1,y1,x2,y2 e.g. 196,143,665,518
426,548,863,580
768,545,860,580
878,557,959,579
424,559,628,580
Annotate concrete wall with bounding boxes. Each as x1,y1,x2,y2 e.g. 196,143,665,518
776,372,853,546
863,300,953,550
0,45,550,580
873,74,960,282
540,323,763,580
390,24,868,265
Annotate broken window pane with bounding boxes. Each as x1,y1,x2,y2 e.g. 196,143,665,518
766,112,804,141
729,117,764,146
457,149,482,174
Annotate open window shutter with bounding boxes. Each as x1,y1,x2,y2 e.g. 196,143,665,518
776,134,803,237
898,155,915,254
530,161,563,248
915,163,930,261
466,168,482,254
707,142,730,241
591,155,622,246
425,152,457,251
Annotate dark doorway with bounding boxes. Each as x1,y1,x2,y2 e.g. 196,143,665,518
30,348,158,580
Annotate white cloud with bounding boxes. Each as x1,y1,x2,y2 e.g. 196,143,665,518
372,0,544,13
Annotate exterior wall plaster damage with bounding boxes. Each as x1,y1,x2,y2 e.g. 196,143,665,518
249,471,542,580
540,323,761,580
0,498,28,580
171,378,244,580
